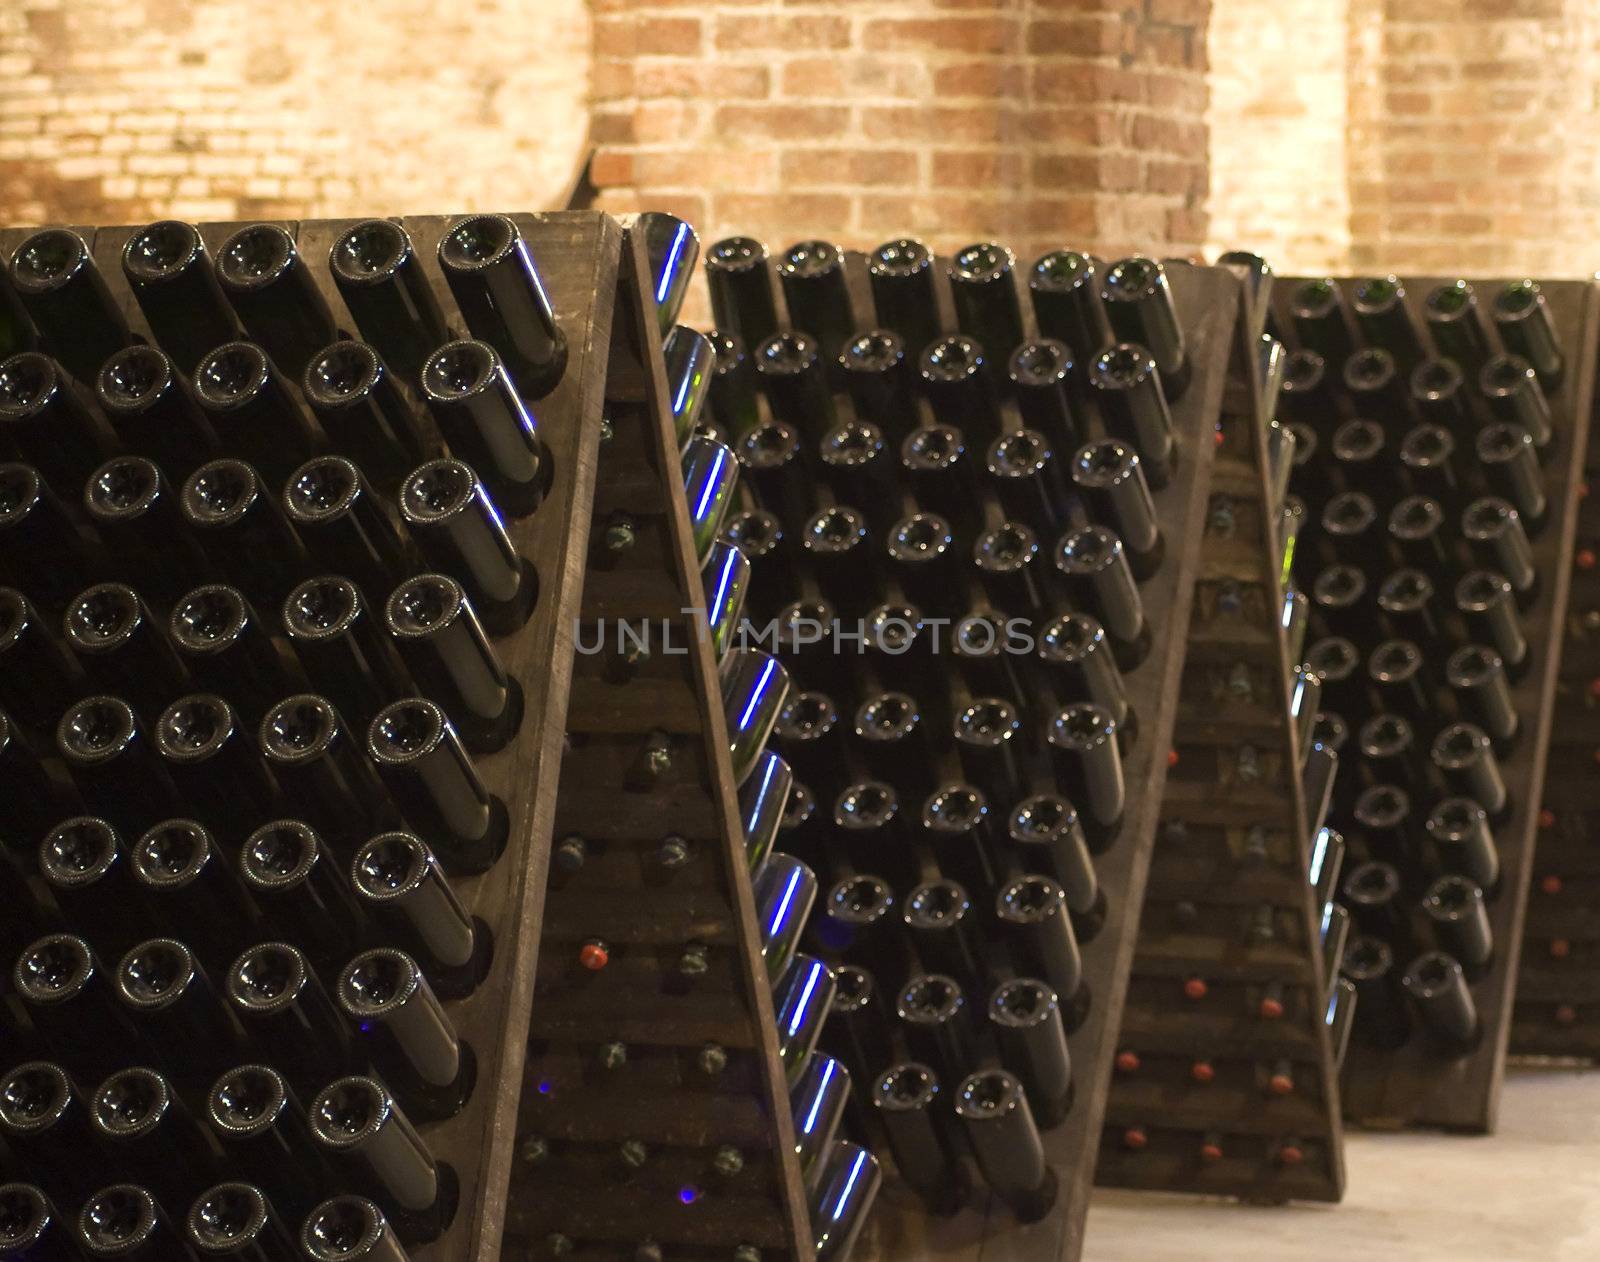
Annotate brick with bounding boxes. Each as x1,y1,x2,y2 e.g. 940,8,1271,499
716,104,850,140
931,150,1024,189
860,18,1021,55
635,148,780,189
714,15,851,51
1027,17,1129,58
714,192,852,235
934,62,1026,99
861,105,1017,145
781,148,919,189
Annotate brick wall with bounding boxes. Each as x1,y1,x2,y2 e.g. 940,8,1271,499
1208,0,1600,277
0,0,590,227
590,0,1213,272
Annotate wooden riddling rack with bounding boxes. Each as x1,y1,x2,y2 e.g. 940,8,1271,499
0,211,813,1261
1276,275,1594,1132
504,225,813,1259
1097,267,1346,1203
723,250,1233,1262
1513,335,1600,1060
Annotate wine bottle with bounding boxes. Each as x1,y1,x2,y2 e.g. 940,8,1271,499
1342,347,1405,417
739,749,791,877
1422,280,1491,371
337,948,472,1122
282,577,411,731
896,974,976,1085
76,1184,183,1262
57,696,182,835
398,458,531,634
437,214,565,398
186,1181,301,1262
948,243,1024,366
214,224,337,381
0,465,98,604
1100,257,1187,399
0,1062,106,1195
300,1196,412,1262
818,874,901,978
1288,278,1356,366
952,699,1024,811
419,340,544,518
239,819,365,959
1008,340,1078,449
385,573,518,753
996,876,1084,1012
1408,358,1470,431
0,352,116,490
1055,526,1148,667
919,335,1000,439
8,228,130,381
705,237,779,350
207,1065,329,1219
1351,275,1423,365
986,429,1072,542
1398,423,1465,509
154,695,279,834
1386,496,1450,583
1028,250,1110,358
720,649,791,787
1400,951,1479,1047
0,585,87,727
973,521,1045,618
989,978,1074,1126
1342,860,1405,939
778,240,855,368
1280,348,1335,425
682,433,740,565
89,1066,217,1210
900,424,980,533
1087,344,1175,487
851,691,930,799
193,342,322,481
367,698,507,872
775,954,837,1084
1447,645,1517,750
954,1069,1057,1222
1352,785,1415,865
1491,280,1562,385
1431,722,1509,821
1071,438,1161,578
259,694,392,847
1046,703,1124,850
871,1063,969,1212
329,219,450,390
790,1053,852,1196
119,220,238,375
181,459,310,598
1424,797,1500,893
809,1142,882,1262
1340,935,1410,1049
867,238,941,355
1479,354,1553,452
62,583,189,714
351,832,481,998
226,940,354,1088
638,212,700,331
886,512,961,620
903,880,984,995
703,538,752,662
13,936,138,1072
1421,874,1492,971
0,1183,75,1261
753,854,819,984
839,331,918,444
1462,497,1537,606
922,785,1002,903
96,346,220,476
83,458,206,598
662,325,717,449
755,331,836,439
307,1076,448,1238
302,343,430,490
1454,571,1528,681
705,330,761,442
820,965,893,1089
1474,423,1545,531
773,691,845,799
1008,794,1103,933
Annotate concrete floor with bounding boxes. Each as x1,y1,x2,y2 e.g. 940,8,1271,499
1087,1065,1600,1261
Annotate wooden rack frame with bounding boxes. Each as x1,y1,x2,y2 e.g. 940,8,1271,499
505,222,812,1260
744,257,1234,1262
1097,266,1346,1203
1275,275,1594,1132
1511,293,1600,1061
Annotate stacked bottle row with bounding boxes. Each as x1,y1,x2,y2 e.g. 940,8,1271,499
506,218,825,1262
1276,274,1581,1121
1101,258,1348,1201
695,232,1207,1248
0,213,578,1259
1512,283,1600,1058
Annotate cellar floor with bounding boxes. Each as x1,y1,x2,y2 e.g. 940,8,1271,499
1088,1064,1600,1260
